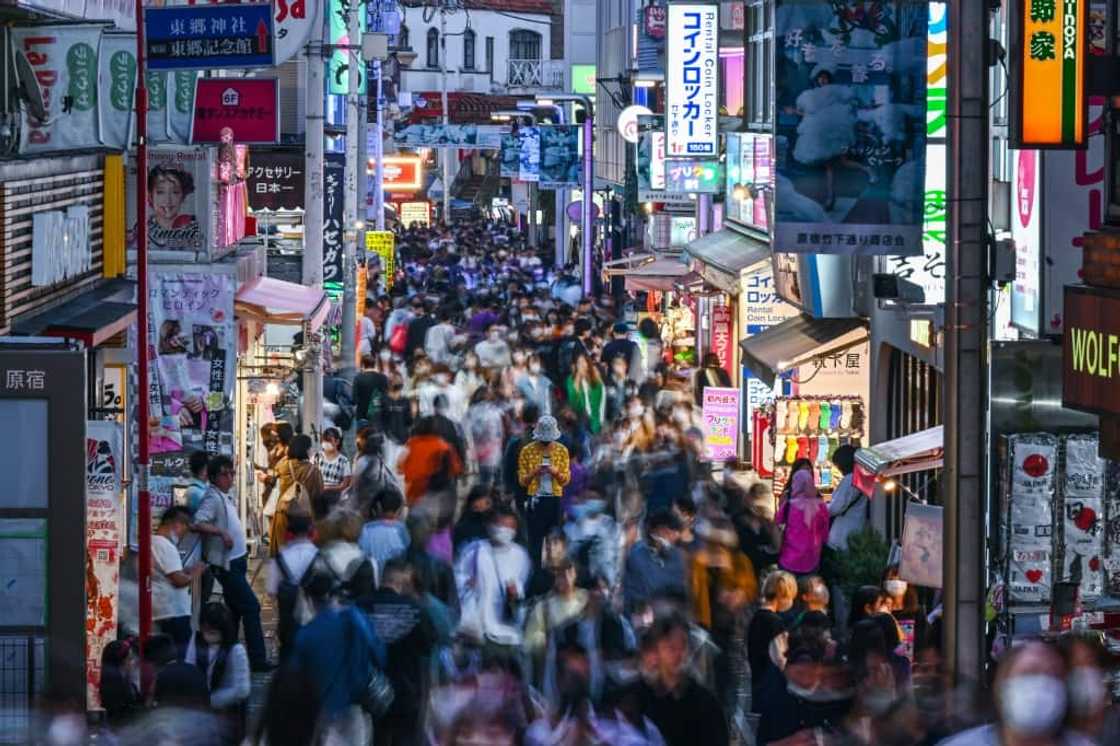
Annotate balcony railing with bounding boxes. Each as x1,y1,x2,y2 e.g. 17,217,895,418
506,58,564,89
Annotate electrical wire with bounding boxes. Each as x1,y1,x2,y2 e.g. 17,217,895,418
989,54,1009,111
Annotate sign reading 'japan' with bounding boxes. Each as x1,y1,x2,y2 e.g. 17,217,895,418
665,3,718,158
145,3,274,70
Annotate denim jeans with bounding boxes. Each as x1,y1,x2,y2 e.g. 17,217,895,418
212,555,268,666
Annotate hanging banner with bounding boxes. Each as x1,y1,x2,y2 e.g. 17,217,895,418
328,0,366,94
540,125,580,188
98,33,137,150
519,126,541,182
323,153,346,285
275,0,318,65
500,133,520,178
247,149,306,211
168,70,199,144
1011,149,1042,333
899,502,943,588
378,156,423,192
85,420,123,712
665,3,718,158
710,304,734,377
127,146,214,257
365,230,395,288
146,70,171,143
774,0,928,256
393,123,505,149
148,272,237,456
399,200,430,227
12,25,103,154
145,3,275,70
637,0,668,77
1011,0,1087,148
191,78,280,144
701,386,740,462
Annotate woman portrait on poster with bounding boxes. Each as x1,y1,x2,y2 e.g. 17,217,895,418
148,164,202,249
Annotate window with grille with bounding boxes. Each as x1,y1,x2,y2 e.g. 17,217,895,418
745,0,773,128
427,28,439,68
510,29,542,60
463,29,476,69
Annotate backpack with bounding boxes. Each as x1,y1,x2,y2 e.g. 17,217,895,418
389,323,408,355
275,552,314,650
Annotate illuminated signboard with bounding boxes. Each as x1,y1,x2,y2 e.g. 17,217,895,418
664,159,722,193
665,3,718,158
399,200,431,227
370,156,423,192
1012,0,1087,147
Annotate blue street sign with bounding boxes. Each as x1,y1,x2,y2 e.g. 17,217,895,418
145,3,274,70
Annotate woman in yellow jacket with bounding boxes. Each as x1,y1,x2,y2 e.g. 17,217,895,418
517,415,571,565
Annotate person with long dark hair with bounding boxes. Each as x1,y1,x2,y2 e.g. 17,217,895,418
184,602,250,743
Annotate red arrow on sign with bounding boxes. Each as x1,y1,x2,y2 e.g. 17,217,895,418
257,19,269,53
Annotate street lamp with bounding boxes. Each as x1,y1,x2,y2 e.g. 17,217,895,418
536,94,594,296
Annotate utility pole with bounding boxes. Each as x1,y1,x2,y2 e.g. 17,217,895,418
341,0,364,380
943,0,989,685
440,4,450,221
302,1,326,439
373,57,386,231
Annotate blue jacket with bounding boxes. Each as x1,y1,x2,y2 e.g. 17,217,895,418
622,540,687,613
292,605,386,717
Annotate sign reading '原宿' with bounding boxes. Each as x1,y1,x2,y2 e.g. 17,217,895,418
1013,0,1086,148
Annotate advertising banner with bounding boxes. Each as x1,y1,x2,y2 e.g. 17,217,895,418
98,33,137,150
192,78,280,144
519,126,541,183
899,502,943,588
148,272,236,457
1012,0,1087,148
665,3,718,158
85,420,123,711
500,133,520,178
702,386,740,462
274,0,318,65
637,0,667,77
145,3,275,70
664,159,722,193
328,0,366,94
248,149,305,211
774,0,928,255
323,153,346,285
710,304,734,377
1011,149,1042,332
540,125,580,188
1062,284,1120,417
379,156,423,192
393,123,504,149
146,71,171,143
741,268,800,435
725,132,773,231
637,115,691,205
168,70,198,144
366,230,395,287
13,25,103,153
128,147,213,256
399,200,431,227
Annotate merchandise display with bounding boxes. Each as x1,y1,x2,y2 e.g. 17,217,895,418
768,395,864,496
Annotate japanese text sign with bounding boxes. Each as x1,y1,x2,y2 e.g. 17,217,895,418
191,78,279,144
145,3,274,70
247,149,305,212
323,153,346,286
373,156,423,192
365,230,395,288
1013,0,1086,148
399,200,431,227
664,158,722,193
665,3,718,158
709,305,734,377
702,386,740,462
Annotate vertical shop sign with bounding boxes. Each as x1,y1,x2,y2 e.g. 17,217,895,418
1011,149,1042,333
12,25,104,153
168,70,198,144
148,272,237,456
85,420,123,711
98,33,137,150
146,70,171,143
365,230,395,288
328,0,366,94
323,153,346,287
702,387,740,461
665,3,718,158
773,0,928,255
1012,0,1087,147
741,269,800,434
709,305,734,377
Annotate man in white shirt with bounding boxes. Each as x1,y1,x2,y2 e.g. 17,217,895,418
192,455,272,671
455,507,530,653
424,307,459,366
266,510,319,659
153,506,205,653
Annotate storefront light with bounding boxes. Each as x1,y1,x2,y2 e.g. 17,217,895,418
643,201,654,214
732,183,748,201
634,79,657,88
265,382,280,397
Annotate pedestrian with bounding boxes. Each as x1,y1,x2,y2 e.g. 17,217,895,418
454,351,486,404
622,510,687,616
466,386,506,489
747,569,796,706
825,444,867,554
693,352,732,407
425,306,459,367
517,353,555,416
523,559,588,684
405,299,436,364
152,506,206,655
192,455,272,672
359,486,411,573
776,469,830,576
601,321,639,380
314,426,352,515
399,417,463,506
475,323,513,371
517,415,572,567
184,450,210,513
565,352,606,435
184,602,251,742
272,434,324,556
350,427,401,516
729,481,782,575
266,508,317,660
99,638,142,726
502,403,540,505
353,354,390,431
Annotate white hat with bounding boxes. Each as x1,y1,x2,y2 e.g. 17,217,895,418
533,415,562,442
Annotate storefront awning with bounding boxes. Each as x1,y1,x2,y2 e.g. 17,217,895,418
235,277,330,331
684,228,770,293
852,425,944,496
738,313,868,387
10,278,137,347
606,255,695,292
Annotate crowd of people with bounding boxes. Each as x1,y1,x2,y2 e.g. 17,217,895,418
89,216,1120,746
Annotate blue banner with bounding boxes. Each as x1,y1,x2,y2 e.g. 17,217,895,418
145,3,274,70
773,0,927,255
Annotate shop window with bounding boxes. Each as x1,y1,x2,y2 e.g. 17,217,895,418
745,0,773,129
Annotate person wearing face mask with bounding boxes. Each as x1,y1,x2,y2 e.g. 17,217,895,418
1059,636,1115,744
747,570,797,709
151,506,207,654
454,351,486,404
424,307,460,367
517,352,555,416
603,355,632,423
622,511,688,616
466,386,506,489
523,560,588,684
475,323,513,371
184,602,251,739
939,641,1090,746
881,565,928,662
454,507,531,655
564,495,621,589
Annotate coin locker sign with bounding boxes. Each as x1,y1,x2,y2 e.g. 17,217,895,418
1013,0,1087,148
665,3,718,158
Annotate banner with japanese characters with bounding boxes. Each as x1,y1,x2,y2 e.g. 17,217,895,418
539,125,581,188
247,149,305,211
12,25,104,153
85,420,123,711
774,0,928,255
147,272,236,457
168,70,199,144
98,32,137,150
146,71,171,143
323,153,346,286
665,4,718,158
702,387,740,462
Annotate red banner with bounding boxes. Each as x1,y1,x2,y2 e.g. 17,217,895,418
191,78,279,144
710,304,734,377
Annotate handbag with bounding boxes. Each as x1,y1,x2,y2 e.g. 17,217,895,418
280,462,312,516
